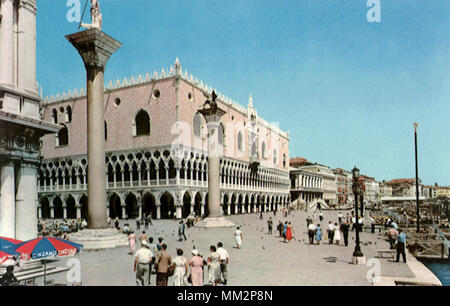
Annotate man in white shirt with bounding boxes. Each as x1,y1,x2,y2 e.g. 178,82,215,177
327,222,335,244
370,215,376,233
134,240,153,286
338,212,343,225
216,242,229,285
308,223,316,244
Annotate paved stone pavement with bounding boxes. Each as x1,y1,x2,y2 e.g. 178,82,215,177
48,209,415,286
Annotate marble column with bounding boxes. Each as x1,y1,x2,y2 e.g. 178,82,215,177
15,163,39,240
0,0,14,86
66,29,121,229
0,163,15,238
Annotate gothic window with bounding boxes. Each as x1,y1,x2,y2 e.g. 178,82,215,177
52,109,58,124
237,131,243,152
283,154,287,168
251,141,257,157
134,110,150,136
273,149,278,165
218,123,225,145
193,113,202,137
261,141,267,159
65,106,72,122
57,124,69,147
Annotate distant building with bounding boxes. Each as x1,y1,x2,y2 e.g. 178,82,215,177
386,178,422,197
298,164,336,206
333,168,351,205
290,166,323,204
436,185,450,199
359,175,380,204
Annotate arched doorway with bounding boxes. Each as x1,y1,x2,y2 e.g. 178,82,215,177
230,194,236,215
223,194,229,216
142,192,156,219
204,193,209,217
125,193,139,219
238,194,243,214
40,197,50,219
54,197,63,219
194,192,202,217
182,192,191,218
80,195,88,220
109,193,122,219
66,195,77,219
160,192,175,219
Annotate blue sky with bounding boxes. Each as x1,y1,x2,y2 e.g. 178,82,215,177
36,0,450,185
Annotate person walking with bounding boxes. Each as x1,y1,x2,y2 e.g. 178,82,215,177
217,242,229,285
139,231,148,244
144,214,149,230
370,215,376,234
396,229,407,263
283,221,288,242
286,222,293,243
327,222,335,244
128,231,136,255
234,227,243,249
315,224,322,245
207,245,221,286
178,221,186,241
319,212,324,222
148,237,157,278
388,226,398,249
156,237,164,251
134,240,153,286
334,223,341,245
188,249,204,286
340,220,349,246
338,212,343,225
267,217,273,235
172,249,188,286
308,222,316,244
155,243,172,286
277,221,283,238
114,217,119,230
136,219,141,231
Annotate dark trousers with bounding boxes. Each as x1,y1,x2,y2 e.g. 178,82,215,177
308,231,315,244
328,230,335,244
396,242,406,263
371,224,375,233
343,232,349,246
389,237,397,249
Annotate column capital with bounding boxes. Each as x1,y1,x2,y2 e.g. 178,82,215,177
65,29,122,70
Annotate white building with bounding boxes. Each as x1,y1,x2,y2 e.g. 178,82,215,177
300,164,336,205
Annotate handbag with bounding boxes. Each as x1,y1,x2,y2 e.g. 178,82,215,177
168,264,175,277
187,274,192,284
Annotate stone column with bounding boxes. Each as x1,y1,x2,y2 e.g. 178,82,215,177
76,204,82,219
0,0,14,86
156,203,161,220
121,205,126,220
0,163,15,238
66,29,121,229
15,163,39,240
176,206,182,219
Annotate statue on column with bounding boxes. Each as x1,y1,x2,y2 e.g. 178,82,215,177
81,0,103,30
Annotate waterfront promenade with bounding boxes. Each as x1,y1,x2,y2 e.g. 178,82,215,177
49,210,441,286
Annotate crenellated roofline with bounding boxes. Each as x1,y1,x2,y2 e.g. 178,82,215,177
40,58,290,139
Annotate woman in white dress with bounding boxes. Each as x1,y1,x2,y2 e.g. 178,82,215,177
334,222,341,245
172,249,188,286
207,245,221,286
234,227,242,249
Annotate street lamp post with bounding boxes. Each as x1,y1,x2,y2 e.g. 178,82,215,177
352,166,366,264
414,122,420,233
